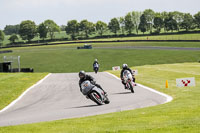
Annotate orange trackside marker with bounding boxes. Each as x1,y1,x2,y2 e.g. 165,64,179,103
166,80,169,88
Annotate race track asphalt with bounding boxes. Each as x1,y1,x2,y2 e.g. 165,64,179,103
0,72,170,127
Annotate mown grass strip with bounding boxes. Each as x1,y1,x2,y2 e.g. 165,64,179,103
0,46,200,73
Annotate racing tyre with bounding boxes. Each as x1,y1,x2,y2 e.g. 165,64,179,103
90,91,104,105
129,82,134,93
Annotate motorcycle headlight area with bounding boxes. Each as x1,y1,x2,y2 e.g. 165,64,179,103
81,82,89,89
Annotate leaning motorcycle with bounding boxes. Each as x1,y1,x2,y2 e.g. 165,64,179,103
81,80,110,105
123,70,136,93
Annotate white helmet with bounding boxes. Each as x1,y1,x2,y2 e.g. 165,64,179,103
122,64,128,69
95,59,98,61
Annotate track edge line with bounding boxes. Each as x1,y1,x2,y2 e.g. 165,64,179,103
105,72,173,104
0,73,52,113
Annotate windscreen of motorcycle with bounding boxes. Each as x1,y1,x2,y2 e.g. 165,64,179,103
93,63,99,67
123,70,132,80
81,80,94,95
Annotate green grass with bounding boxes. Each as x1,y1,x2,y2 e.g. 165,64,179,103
0,73,48,110
2,32,200,46
1,42,200,49
90,42,200,48
85,33,200,41
45,41,200,48
0,43,200,73
0,62,199,133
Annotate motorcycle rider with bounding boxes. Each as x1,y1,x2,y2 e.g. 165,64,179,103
79,70,107,95
93,59,99,72
93,59,99,65
120,64,136,89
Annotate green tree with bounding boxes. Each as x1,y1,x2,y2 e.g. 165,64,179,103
164,17,178,32
194,12,200,29
65,20,79,40
131,11,142,34
108,18,120,35
119,17,125,34
3,25,20,35
180,13,194,31
8,34,19,44
79,20,95,38
161,11,169,32
44,19,60,40
19,20,37,42
172,11,184,31
139,14,148,34
38,23,48,40
96,21,107,36
153,16,164,33
143,9,155,33
125,13,134,34
60,25,66,31
0,30,5,47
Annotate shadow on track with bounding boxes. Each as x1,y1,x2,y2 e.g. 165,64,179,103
67,104,100,109
111,92,133,95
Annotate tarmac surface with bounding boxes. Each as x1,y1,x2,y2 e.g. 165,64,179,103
0,72,170,127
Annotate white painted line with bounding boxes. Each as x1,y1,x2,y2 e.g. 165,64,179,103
0,73,52,113
106,72,173,103
137,84,173,103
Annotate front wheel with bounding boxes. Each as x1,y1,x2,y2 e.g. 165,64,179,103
104,96,110,104
94,68,98,74
129,82,134,93
90,91,104,105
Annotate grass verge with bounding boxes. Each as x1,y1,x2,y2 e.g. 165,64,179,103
0,62,199,133
0,73,48,110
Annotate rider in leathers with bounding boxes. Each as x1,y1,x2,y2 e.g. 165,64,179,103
93,59,99,67
93,59,99,72
120,64,136,89
79,71,107,95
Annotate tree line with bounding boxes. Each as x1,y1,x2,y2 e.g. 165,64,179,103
0,9,200,46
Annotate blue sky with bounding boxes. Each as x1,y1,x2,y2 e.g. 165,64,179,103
0,0,199,29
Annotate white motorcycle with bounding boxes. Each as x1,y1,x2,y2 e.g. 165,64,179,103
81,80,110,105
123,70,136,93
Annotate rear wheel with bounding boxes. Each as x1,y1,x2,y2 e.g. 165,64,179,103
90,91,103,105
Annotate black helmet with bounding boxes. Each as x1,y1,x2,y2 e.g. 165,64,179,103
122,64,128,69
79,70,86,79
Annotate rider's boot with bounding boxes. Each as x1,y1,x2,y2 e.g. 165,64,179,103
124,85,128,89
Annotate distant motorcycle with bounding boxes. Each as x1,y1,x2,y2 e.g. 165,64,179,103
93,63,99,74
81,80,110,105
123,70,136,93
